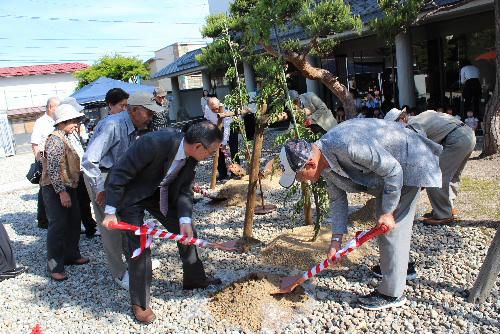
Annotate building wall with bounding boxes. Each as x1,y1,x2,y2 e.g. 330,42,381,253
144,43,205,91
0,73,79,110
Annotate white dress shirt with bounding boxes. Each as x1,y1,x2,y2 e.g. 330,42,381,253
460,65,480,84
203,105,231,145
30,113,55,151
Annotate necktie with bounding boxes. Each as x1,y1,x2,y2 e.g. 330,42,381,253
159,159,186,216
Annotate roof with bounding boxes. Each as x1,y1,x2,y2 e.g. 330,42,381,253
152,48,204,79
152,0,469,78
6,106,46,119
71,76,155,104
0,63,88,78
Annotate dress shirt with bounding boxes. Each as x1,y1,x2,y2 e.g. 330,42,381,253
460,65,480,84
203,105,231,145
104,139,192,225
82,111,137,193
30,113,55,151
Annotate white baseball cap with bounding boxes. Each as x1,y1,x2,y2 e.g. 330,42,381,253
384,108,403,122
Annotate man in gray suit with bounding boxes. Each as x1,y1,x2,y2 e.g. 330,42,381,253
288,90,337,134
279,119,442,310
385,109,476,225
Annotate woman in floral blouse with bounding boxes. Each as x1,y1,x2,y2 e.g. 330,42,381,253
40,104,89,281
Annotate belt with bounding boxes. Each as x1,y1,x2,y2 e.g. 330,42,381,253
442,123,465,143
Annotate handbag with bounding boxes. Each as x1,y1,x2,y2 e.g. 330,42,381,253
26,159,43,184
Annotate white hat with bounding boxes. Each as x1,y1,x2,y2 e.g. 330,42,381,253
384,108,403,122
53,104,84,125
61,96,84,112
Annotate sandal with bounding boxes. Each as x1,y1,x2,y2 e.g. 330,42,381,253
50,272,68,281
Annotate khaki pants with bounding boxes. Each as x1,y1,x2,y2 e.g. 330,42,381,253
83,173,128,280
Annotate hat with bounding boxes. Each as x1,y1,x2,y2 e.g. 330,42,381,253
288,90,300,100
153,87,167,97
128,92,164,113
384,108,403,122
53,104,84,125
279,139,313,188
61,96,84,112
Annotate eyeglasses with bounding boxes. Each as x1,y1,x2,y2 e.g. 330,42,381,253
200,142,218,156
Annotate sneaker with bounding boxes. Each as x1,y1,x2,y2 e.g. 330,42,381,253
151,259,161,271
358,290,406,310
371,262,417,280
115,271,129,290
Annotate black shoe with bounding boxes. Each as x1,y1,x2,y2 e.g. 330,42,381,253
85,228,97,238
0,266,27,281
37,221,48,229
358,290,406,310
183,277,222,290
371,262,417,280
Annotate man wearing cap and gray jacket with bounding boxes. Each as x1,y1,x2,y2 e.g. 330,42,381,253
82,92,161,290
288,90,337,135
279,119,442,310
384,109,476,225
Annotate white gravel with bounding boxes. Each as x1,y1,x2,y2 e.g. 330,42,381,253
0,133,498,334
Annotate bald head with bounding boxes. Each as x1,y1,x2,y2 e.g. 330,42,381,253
46,97,60,118
207,97,221,113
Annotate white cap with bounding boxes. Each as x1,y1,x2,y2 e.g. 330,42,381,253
53,104,84,125
279,146,296,188
384,108,403,122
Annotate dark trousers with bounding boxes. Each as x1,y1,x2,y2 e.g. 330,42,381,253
118,189,206,309
42,186,82,273
218,127,239,179
463,78,481,114
0,224,16,273
77,173,97,233
243,113,256,141
37,187,48,225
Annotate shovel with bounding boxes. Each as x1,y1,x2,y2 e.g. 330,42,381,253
272,224,389,295
192,184,227,203
109,221,241,255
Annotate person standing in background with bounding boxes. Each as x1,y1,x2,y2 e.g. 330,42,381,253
105,88,129,115
150,87,169,131
31,97,59,229
460,60,481,115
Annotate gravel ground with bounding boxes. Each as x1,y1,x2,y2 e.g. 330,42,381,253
0,131,498,334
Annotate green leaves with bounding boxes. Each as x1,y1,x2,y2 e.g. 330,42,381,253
74,55,149,90
370,0,426,45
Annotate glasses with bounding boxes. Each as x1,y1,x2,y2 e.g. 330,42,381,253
201,142,218,156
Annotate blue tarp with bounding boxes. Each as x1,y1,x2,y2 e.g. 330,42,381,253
71,77,155,104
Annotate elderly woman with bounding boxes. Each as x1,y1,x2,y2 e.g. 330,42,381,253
40,104,89,281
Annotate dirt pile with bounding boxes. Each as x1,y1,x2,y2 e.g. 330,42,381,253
214,174,282,207
261,224,376,271
208,273,309,332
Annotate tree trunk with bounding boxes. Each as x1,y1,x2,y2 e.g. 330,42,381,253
468,227,500,304
480,0,500,157
286,54,357,118
243,104,268,238
210,117,223,190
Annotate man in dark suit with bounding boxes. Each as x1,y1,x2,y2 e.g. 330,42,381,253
102,121,223,324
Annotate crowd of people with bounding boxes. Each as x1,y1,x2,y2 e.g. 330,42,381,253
0,85,478,324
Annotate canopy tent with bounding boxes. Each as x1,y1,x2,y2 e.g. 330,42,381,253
71,77,155,104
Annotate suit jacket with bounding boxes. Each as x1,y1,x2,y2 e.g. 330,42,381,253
316,119,443,233
106,128,197,219
300,92,337,132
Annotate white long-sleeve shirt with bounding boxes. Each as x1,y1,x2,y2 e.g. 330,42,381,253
203,105,231,145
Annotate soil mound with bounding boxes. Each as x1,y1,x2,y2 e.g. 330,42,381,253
208,273,309,332
214,174,281,207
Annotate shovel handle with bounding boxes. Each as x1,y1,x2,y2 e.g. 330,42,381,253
302,225,388,280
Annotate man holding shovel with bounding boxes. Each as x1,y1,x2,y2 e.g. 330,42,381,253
101,121,223,324
278,119,442,310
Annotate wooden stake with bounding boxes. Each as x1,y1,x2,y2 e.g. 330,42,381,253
210,106,225,190
468,227,500,304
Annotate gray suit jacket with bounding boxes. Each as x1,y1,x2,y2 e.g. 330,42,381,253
316,119,442,234
300,92,337,132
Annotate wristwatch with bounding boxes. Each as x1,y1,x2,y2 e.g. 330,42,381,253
331,236,342,243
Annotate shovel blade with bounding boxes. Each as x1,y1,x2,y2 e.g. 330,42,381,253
271,274,306,295
209,239,242,252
